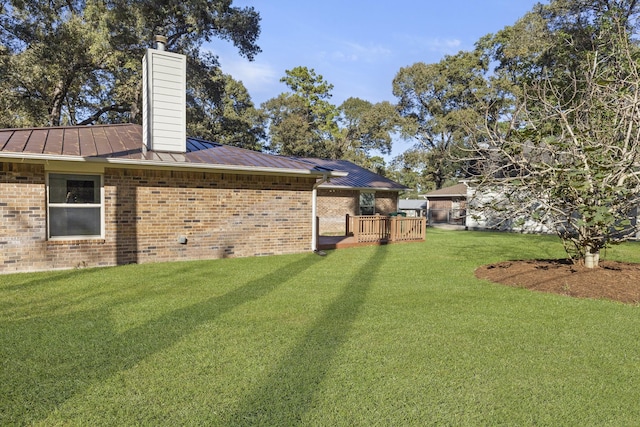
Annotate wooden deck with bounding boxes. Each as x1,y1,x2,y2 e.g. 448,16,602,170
317,235,388,250
317,215,427,250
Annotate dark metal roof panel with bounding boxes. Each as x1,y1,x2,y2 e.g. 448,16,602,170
4,130,29,152
24,129,47,153
424,183,468,198
0,124,331,173
43,128,64,154
297,158,408,190
399,199,427,210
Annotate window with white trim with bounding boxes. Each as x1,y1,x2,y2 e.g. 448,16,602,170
359,192,375,215
48,173,103,238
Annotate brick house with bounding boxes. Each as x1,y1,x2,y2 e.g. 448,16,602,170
0,38,346,273
0,125,348,273
297,158,408,235
423,182,468,225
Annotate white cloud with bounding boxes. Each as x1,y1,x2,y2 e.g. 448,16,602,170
213,54,280,104
397,34,463,55
220,57,278,88
201,45,280,99
320,40,392,64
425,37,462,52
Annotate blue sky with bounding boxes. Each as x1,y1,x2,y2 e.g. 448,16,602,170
207,1,545,158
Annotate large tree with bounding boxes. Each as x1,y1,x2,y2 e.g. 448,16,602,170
0,0,262,147
262,66,340,158
186,61,265,149
263,67,403,166
337,97,402,166
467,0,640,267
392,50,490,189
387,148,438,197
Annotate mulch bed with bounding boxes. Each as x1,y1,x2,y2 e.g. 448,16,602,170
475,259,640,304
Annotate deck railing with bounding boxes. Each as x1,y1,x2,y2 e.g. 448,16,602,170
346,214,426,243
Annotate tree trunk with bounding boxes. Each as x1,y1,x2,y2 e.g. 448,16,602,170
49,82,65,126
584,246,600,268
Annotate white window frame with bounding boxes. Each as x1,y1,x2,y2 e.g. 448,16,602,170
47,172,104,240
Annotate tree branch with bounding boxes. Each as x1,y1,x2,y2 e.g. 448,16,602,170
77,104,131,126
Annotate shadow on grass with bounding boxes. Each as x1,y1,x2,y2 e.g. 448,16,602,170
448,230,563,262
226,245,388,425
0,268,91,292
0,255,322,425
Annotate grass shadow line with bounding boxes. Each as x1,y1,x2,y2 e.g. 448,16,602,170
227,245,389,425
0,254,322,425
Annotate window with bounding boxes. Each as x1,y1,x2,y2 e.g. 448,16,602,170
48,173,102,238
359,192,375,215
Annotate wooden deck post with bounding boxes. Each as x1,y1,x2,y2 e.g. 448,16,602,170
345,213,350,236
352,215,359,241
390,216,396,242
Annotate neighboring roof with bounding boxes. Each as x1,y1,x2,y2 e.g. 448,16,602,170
423,183,468,198
297,158,408,191
399,199,427,210
0,124,344,178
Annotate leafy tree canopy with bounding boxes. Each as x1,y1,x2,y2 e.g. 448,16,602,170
263,67,402,167
0,0,263,148
389,0,640,266
392,50,490,189
262,66,340,158
387,148,436,197
466,0,640,267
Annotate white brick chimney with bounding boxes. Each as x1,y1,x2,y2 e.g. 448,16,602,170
142,35,187,153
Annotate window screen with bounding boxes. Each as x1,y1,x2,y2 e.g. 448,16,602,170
48,174,102,238
359,192,375,215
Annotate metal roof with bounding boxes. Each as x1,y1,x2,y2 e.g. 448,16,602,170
296,158,408,191
399,199,427,210
0,124,343,177
423,183,468,198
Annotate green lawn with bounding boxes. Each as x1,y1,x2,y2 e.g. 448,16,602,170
2,229,640,426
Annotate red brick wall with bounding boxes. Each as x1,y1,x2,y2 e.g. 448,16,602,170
0,163,48,270
0,162,316,273
428,198,467,222
316,189,358,234
375,192,398,215
429,199,452,209
316,189,399,235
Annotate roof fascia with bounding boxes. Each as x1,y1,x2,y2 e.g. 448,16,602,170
424,193,467,198
0,152,348,178
318,184,406,192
